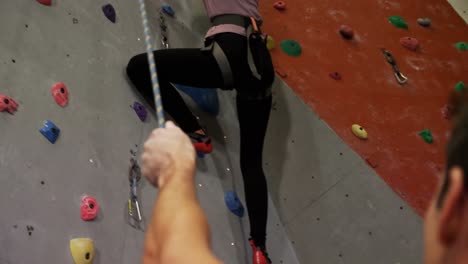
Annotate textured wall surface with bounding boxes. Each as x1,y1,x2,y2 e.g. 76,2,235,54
0,0,425,264
261,0,468,215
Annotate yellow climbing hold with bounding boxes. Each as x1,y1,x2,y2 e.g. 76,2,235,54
351,124,368,139
266,35,275,50
70,238,95,264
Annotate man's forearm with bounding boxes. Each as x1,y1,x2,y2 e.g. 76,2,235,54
143,169,221,264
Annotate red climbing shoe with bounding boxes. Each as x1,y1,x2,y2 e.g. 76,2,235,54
250,239,272,264
189,130,213,154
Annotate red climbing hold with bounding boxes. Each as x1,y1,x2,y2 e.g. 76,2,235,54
0,94,18,114
441,104,453,120
80,196,99,221
36,0,51,6
273,1,287,11
339,25,354,40
51,82,69,107
329,72,342,80
400,37,419,51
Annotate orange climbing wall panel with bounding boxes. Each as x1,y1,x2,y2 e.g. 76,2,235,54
260,0,468,216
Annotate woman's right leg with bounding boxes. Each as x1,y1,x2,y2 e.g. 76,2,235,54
126,48,224,133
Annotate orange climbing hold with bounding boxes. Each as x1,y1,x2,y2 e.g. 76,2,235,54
400,37,419,51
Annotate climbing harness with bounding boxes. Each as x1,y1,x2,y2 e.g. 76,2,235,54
137,0,165,128
128,158,143,227
381,48,408,84
204,14,274,98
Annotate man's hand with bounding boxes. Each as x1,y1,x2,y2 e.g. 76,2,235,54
141,121,196,188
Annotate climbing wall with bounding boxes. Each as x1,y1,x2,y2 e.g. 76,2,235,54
0,1,299,263
261,0,468,216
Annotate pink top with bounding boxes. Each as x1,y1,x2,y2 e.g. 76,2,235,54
203,0,261,38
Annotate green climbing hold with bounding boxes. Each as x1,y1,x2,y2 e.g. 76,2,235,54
280,40,302,57
455,81,466,93
454,42,468,51
388,16,408,29
419,129,433,144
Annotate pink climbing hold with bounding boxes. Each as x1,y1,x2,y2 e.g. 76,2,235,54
36,0,52,6
0,94,18,114
400,37,419,51
51,82,69,107
329,72,342,80
80,196,99,221
339,25,354,40
273,1,287,10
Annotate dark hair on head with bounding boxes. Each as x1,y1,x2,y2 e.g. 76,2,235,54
438,92,468,208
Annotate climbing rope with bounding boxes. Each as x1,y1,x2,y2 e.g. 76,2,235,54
137,0,165,128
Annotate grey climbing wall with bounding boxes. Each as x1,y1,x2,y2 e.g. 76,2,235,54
0,0,422,264
0,0,298,263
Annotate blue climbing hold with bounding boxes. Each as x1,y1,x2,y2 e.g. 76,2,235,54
39,120,60,144
174,84,219,116
225,192,244,218
161,4,175,17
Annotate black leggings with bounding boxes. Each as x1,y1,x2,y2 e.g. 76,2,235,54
126,33,273,248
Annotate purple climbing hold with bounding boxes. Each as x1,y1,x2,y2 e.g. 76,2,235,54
133,102,147,122
161,4,175,17
329,72,342,80
102,4,116,23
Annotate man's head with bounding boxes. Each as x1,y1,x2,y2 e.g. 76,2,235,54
425,93,468,264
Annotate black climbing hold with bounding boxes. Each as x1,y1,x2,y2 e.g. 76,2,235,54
73,18,79,24
102,4,116,23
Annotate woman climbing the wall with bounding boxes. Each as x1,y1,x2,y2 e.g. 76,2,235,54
126,1,274,263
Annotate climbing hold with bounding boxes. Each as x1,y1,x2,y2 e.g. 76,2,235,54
273,1,287,10
39,120,60,144
351,124,368,140
70,238,95,264
51,82,69,107
133,102,148,122
338,25,354,40
329,72,342,80
275,67,288,78
400,37,419,51
280,40,302,57
419,129,433,144
266,35,275,50
417,18,431,27
36,0,51,6
455,81,466,93
225,192,244,217
441,104,453,120
365,157,378,168
388,16,408,29
174,84,219,116
455,42,468,51
80,196,99,221
161,4,175,17
0,94,18,114
102,4,116,23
